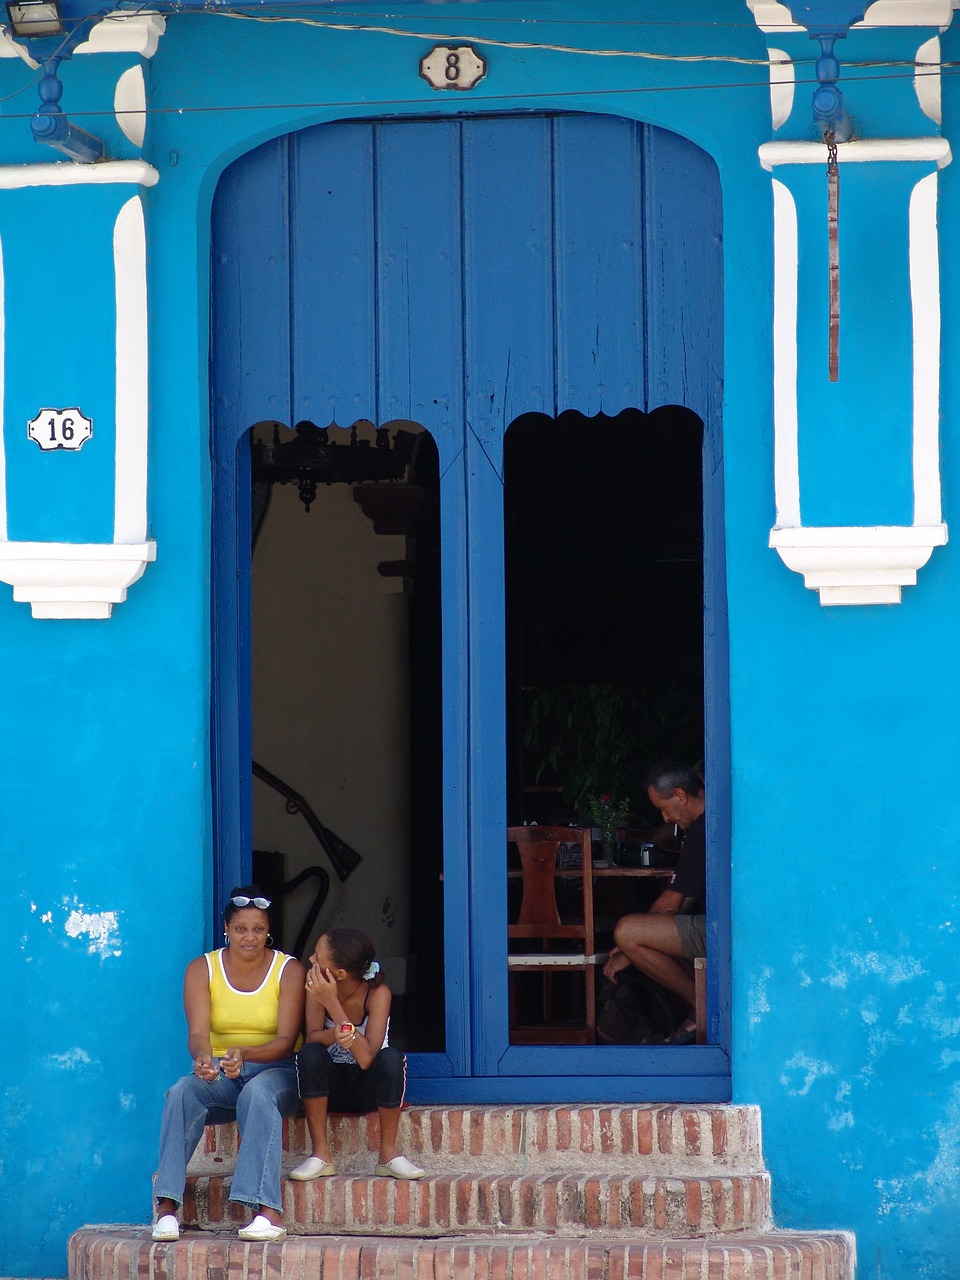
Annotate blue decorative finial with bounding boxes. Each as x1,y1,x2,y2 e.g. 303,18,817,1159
784,1,869,141
30,56,104,161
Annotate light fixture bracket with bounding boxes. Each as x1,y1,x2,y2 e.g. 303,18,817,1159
5,0,62,37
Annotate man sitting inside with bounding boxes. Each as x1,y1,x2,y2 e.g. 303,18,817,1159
602,761,705,1046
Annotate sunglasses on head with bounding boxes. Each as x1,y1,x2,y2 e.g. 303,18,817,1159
230,895,271,910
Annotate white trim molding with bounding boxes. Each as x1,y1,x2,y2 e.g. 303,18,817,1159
760,137,952,169
113,196,149,543
769,526,947,605
765,155,949,605
915,36,943,124
748,1,960,32
0,160,158,189
115,66,147,148
767,47,795,130
0,540,156,618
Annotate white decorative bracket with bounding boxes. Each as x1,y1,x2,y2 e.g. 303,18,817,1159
769,525,947,606
0,540,156,618
761,138,950,605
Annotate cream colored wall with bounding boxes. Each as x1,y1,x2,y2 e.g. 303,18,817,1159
251,473,412,988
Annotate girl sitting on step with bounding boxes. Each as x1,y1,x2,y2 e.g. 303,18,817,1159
290,928,425,1182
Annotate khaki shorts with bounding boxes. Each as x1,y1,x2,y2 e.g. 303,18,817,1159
674,913,706,960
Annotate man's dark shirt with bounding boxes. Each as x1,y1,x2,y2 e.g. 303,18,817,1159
668,812,705,914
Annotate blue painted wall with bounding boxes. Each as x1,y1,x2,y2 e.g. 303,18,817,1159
1,3,958,1276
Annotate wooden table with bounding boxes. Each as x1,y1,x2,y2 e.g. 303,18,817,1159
507,863,675,879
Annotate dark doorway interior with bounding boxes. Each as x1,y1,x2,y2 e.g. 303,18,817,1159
505,406,705,829
248,422,445,1053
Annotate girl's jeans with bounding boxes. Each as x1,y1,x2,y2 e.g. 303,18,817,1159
155,1059,300,1212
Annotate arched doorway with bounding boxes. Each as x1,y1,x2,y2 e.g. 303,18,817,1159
211,110,729,1096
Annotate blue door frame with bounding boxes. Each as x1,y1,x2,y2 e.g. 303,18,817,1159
211,111,731,1100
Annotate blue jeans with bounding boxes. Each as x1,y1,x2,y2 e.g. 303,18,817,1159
155,1059,300,1212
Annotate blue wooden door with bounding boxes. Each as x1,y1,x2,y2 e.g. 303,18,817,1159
211,112,730,1098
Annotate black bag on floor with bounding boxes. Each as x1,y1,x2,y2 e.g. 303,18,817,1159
596,967,675,1044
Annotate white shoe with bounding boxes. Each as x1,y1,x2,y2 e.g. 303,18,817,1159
238,1214,286,1241
289,1156,336,1180
152,1214,179,1241
375,1155,426,1180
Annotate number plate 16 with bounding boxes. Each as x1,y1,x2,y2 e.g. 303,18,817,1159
420,45,487,92
28,407,93,451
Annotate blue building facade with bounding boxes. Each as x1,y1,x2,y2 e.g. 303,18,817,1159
2,1,959,1275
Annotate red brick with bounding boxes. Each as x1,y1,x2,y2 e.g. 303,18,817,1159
454,1177,473,1228
555,1108,572,1151
470,1111,485,1157
509,1110,524,1159
732,1175,745,1226
605,1176,623,1228
598,1108,615,1155
636,1109,654,1156
685,1180,702,1229
519,1177,538,1229
654,1180,668,1230
579,1109,595,1154
447,1110,464,1156
583,1177,602,1229
495,1176,513,1228
683,1111,701,1157
533,1108,549,1155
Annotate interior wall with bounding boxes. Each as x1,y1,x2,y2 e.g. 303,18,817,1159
250,473,412,986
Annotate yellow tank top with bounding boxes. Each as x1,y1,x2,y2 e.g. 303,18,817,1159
205,948,301,1057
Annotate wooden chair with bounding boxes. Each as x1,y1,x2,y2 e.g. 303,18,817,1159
506,826,601,1044
694,956,707,1044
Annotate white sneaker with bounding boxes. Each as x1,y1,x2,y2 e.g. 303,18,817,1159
152,1214,179,1241
238,1214,286,1241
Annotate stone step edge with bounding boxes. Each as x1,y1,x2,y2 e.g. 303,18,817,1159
189,1155,771,1177
197,1104,764,1167
185,1168,772,1236
69,1226,857,1280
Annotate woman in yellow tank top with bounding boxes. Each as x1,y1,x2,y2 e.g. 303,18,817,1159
151,885,305,1242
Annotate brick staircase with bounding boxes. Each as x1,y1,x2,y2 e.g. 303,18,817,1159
69,1105,855,1280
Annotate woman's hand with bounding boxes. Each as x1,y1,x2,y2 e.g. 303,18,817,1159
221,1047,244,1079
306,962,340,1010
194,1053,219,1082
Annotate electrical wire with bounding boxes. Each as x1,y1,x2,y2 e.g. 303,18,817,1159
141,11,798,65
110,2,950,33
104,6,960,73
1,4,956,122
0,61,958,124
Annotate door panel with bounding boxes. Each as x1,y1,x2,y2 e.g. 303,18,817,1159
291,124,378,425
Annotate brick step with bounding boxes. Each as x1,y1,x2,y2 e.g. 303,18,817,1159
70,1226,857,1280
183,1167,771,1236
191,1105,764,1175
